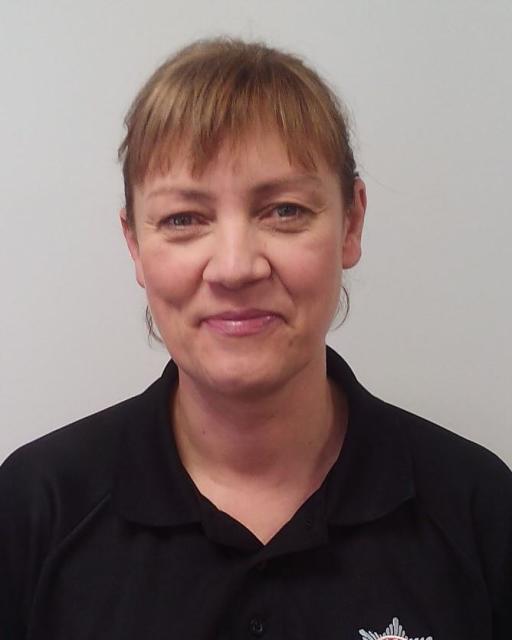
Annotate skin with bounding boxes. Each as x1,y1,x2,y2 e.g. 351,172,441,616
122,129,366,542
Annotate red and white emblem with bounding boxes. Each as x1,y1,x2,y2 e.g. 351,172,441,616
359,617,433,640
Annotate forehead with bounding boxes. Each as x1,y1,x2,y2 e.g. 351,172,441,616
141,128,340,197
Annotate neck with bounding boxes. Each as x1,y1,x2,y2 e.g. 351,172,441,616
171,349,347,494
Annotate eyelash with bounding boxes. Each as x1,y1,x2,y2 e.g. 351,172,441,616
161,203,310,231
163,213,198,228
272,203,309,221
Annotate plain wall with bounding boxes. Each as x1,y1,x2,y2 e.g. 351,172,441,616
1,0,511,464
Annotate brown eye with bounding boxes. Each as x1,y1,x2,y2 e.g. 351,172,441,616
165,213,196,227
275,204,304,219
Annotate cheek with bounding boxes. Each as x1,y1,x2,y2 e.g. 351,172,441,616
278,235,342,312
139,245,200,309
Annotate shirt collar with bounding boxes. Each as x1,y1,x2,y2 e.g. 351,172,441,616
323,347,415,526
113,361,201,527
113,346,415,528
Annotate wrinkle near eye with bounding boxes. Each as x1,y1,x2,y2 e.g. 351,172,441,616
254,190,326,212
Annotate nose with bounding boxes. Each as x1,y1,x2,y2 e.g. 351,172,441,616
202,220,272,289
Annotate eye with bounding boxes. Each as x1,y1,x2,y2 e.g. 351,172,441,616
266,203,312,231
163,213,197,227
273,203,306,219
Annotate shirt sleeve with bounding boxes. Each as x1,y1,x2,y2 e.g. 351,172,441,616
0,447,54,639
472,450,512,639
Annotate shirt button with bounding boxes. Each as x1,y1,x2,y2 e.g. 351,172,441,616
249,617,265,636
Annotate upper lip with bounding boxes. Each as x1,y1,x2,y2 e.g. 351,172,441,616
203,309,280,321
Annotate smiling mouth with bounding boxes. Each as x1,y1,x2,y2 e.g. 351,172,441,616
202,312,281,337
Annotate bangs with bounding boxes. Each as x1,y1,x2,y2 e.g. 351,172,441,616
144,85,328,180
119,39,356,221
121,42,344,176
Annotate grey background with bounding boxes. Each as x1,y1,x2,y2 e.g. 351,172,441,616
1,1,511,464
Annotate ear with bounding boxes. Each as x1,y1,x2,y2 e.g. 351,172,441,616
341,178,367,269
120,208,146,288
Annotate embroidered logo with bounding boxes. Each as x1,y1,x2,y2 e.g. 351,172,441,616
359,617,433,640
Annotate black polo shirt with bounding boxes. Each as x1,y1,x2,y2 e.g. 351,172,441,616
1,347,511,639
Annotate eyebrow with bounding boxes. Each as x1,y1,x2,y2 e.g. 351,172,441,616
145,175,325,203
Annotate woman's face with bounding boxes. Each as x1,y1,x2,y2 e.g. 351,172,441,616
122,130,366,397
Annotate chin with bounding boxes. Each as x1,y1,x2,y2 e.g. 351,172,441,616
179,346,293,399
165,327,320,398
205,374,284,400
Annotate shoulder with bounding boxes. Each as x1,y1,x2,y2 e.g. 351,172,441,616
372,397,512,555
0,387,160,636
384,399,512,494
1,393,139,476
0,392,145,543
372,398,512,627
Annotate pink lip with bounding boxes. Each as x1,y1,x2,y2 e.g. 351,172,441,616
206,309,277,321
203,310,281,337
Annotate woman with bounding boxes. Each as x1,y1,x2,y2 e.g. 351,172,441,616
1,38,511,640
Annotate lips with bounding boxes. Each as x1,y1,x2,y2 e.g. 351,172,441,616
202,309,281,337
206,309,277,321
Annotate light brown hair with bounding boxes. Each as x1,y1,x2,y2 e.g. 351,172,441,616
118,38,357,341
118,37,358,229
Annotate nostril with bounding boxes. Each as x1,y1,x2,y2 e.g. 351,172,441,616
203,253,271,287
